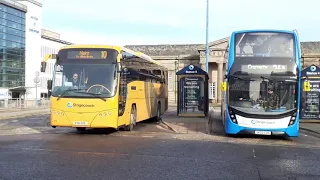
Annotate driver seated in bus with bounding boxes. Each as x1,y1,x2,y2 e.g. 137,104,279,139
267,86,280,110
72,73,79,87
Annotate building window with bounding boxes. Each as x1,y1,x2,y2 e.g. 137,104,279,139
209,82,215,99
0,4,25,88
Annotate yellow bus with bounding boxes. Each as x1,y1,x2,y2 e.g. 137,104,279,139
40,45,168,132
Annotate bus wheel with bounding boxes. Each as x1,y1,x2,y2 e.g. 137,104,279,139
156,103,161,121
76,127,86,132
126,105,137,131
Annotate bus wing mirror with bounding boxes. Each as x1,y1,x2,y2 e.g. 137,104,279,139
47,80,52,90
40,61,47,72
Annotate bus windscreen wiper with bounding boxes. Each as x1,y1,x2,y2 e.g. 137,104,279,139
57,88,88,101
230,75,254,81
57,88,81,101
260,76,271,80
74,92,107,101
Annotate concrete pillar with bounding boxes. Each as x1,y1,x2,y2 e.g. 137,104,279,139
201,63,206,71
217,62,223,103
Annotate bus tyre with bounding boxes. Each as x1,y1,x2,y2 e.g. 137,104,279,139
156,103,161,121
76,127,86,133
126,105,137,131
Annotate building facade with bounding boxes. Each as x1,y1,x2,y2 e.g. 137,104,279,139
0,0,72,101
0,0,27,99
39,29,73,98
125,38,320,105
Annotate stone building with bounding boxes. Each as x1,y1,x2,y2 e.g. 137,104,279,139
125,37,320,105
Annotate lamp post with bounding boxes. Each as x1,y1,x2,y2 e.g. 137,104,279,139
205,0,209,73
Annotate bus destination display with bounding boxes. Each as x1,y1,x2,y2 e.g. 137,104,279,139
67,50,108,59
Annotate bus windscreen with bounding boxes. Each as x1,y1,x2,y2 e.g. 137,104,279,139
234,32,295,57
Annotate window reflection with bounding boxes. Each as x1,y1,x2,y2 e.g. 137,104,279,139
0,4,25,88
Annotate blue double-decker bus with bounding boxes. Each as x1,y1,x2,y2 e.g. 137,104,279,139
221,29,301,137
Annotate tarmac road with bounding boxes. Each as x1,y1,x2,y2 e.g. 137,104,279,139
0,115,319,180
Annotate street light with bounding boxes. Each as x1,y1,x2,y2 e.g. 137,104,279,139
205,0,209,73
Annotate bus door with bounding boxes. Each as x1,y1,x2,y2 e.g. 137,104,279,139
119,67,128,117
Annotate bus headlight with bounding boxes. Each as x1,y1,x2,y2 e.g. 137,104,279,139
228,108,238,124
288,111,297,126
98,111,112,117
52,110,65,116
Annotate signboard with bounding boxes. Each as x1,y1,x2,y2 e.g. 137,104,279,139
220,82,227,91
241,64,288,74
301,79,320,119
175,64,209,117
0,88,10,100
67,50,108,59
301,64,320,77
301,65,320,120
179,76,204,114
29,16,40,34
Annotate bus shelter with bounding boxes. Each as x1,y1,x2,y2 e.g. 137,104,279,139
300,64,320,122
176,64,209,117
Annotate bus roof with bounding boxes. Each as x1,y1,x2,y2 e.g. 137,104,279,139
232,29,296,34
57,44,168,69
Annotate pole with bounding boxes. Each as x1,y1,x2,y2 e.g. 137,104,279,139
36,84,38,108
205,0,209,73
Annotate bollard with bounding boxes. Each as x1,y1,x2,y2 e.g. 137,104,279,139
206,108,214,134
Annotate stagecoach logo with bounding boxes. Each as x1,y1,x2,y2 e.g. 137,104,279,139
310,65,316,72
66,102,95,108
306,65,320,75
188,65,194,70
67,102,73,108
186,65,197,74
251,119,276,125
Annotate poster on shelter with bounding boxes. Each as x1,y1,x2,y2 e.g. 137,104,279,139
179,76,204,114
301,79,320,119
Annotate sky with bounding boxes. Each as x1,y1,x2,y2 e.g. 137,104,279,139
40,0,320,45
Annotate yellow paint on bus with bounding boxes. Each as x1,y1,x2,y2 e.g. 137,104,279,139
41,45,168,132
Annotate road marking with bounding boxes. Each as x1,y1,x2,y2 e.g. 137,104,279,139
0,122,8,127
11,120,18,123
141,135,154,138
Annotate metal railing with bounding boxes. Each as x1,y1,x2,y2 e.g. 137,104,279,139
0,98,51,109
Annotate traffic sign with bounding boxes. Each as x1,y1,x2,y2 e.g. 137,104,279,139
33,76,40,84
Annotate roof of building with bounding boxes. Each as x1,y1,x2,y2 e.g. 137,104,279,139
124,44,203,56
301,41,320,54
1,0,28,12
125,40,320,56
41,35,73,45
15,0,42,7
41,29,73,45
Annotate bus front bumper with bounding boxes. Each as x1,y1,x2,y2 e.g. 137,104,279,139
50,108,119,129
225,118,299,137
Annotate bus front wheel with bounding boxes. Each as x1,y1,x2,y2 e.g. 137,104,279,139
156,103,161,121
76,127,86,133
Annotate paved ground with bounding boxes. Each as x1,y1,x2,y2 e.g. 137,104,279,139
0,115,320,180
0,108,320,179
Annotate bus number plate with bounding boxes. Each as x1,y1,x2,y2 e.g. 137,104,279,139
73,121,88,126
254,131,271,135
